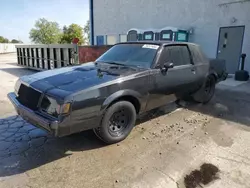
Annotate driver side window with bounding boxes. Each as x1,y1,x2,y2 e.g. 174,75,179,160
158,45,191,67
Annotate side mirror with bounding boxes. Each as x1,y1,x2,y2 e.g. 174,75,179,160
164,62,174,69
160,62,174,73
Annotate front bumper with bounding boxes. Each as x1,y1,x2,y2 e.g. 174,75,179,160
7,92,59,136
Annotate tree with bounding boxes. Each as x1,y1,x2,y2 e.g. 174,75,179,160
60,24,84,45
0,36,5,43
0,36,9,43
83,20,90,44
29,18,61,44
11,39,21,43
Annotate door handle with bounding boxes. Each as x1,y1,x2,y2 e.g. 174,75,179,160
191,68,196,74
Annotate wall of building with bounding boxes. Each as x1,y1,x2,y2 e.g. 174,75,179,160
92,0,250,71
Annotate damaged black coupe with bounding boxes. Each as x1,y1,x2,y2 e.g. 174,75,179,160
8,42,227,144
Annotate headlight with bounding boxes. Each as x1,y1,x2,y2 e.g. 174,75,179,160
40,95,71,117
58,103,71,114
14,79,21,95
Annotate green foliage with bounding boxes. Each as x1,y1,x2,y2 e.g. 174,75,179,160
11,39,22,43
29,18,61,44
83,20,90,44
60,24,85,45
29,18,89,45
0,36,9,43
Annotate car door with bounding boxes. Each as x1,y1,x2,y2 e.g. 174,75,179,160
145,44,197,110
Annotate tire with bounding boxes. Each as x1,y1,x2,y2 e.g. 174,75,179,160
192,75,216,104
93,101,136,144
235,70,249,81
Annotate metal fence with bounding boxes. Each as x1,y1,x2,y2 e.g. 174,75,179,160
16,44,79,70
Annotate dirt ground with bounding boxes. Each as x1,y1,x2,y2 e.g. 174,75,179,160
0,53,250,188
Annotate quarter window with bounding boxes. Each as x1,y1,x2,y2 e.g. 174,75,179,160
189,45,205,63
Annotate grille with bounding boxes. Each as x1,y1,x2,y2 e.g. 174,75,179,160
17,84,42,110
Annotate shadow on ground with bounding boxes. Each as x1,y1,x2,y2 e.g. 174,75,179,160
0,116,106,177
185,88,250,128
0,104,179,178
139,85,250,129
0,85,249,178
0,67,37,77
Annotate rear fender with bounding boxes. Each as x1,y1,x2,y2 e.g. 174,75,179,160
208,70,218,81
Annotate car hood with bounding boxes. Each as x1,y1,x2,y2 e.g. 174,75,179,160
21,62,146,96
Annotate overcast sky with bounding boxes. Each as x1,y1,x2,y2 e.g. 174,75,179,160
0,0,89,43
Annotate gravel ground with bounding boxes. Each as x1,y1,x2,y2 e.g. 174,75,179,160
0,53,250,188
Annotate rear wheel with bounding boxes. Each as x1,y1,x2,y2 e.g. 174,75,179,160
192,75,216,104
93,101,136,144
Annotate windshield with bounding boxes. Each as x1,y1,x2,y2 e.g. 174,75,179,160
96,43,159,68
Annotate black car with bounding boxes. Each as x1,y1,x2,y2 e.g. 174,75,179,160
8,42,227,144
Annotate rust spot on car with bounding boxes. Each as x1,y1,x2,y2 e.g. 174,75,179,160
184,163,220,188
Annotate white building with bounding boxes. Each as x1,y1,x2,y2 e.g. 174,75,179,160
89,0,250,74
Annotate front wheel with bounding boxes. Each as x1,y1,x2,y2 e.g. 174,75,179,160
192,75,216,104
93,101,136,144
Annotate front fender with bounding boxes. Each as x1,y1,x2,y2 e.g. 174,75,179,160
101,89,142,111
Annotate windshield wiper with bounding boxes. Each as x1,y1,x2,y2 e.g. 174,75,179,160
104,61,127,66
96,61,141,69
95,61,123,66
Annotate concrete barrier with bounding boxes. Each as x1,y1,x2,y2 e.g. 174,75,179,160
11,44,112,70
0,43,18,54
16,44,78,70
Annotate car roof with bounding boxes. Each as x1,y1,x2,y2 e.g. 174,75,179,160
117,41,199,47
